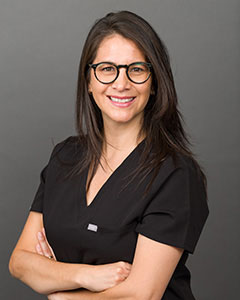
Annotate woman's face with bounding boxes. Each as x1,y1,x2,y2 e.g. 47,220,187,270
88,34,152,128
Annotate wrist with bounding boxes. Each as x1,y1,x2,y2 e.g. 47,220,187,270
74,264,94,290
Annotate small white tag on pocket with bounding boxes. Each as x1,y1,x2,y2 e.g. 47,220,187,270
87,223,98,232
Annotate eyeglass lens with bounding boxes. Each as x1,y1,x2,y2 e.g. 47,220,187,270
95,63,150,84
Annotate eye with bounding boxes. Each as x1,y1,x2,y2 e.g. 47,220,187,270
97,64,116,73
131,67,143,72
102,66,115,72
131,67,144,73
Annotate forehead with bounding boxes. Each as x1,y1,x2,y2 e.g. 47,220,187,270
93,34,146,64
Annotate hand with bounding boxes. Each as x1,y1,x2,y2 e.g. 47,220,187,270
36,228,56,260
36,229,132,292
83,261,132,292
47,292,65,300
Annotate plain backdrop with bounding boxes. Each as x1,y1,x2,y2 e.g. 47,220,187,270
1,0,239,299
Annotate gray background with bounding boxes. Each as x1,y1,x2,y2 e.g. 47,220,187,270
1,0,239,299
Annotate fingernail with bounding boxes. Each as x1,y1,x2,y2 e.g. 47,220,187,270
38,232,43,239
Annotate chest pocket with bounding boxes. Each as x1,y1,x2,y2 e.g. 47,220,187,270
81,222,138,264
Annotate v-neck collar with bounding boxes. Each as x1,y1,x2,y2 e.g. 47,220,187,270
83,138,146,209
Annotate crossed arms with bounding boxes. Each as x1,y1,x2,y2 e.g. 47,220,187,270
9,211,183,300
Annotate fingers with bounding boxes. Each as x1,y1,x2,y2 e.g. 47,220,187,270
36,229,55,260
37,231,52,257
42,228,56,260
36,243,43,255
116,269,129,280
118,261,132,271
114,268,130,284
115,261,132,282
124,263,131,271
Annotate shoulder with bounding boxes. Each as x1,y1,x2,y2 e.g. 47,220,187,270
152,152,208,221
154,152,205,191
174,152,206,189
165,152,207,206
49,135,87,164
163,151,202,175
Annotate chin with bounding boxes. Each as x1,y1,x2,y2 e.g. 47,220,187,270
110,113,135,124
103,110,143,126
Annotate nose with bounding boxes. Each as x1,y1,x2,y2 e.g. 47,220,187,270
111,68,131,91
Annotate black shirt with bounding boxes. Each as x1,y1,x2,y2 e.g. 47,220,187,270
30,136,209,299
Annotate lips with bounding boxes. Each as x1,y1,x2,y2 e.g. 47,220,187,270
108,96,135,103
107,95,136,108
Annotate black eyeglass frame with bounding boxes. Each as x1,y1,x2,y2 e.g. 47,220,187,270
88,61,152,84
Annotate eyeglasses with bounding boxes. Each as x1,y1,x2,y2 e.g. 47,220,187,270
88,61,152,84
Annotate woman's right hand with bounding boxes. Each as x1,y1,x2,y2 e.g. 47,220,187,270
83,261,132,292
35,228,131,292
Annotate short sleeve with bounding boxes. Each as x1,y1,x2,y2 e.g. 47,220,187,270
30,164,48,212
29,138,70,213
135,161,209,254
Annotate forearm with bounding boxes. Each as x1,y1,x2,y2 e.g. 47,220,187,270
64,290,135,300
53,280,137,300
9,249,89,295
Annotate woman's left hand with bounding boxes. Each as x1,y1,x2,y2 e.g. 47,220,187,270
36,232,70,299
36,228,56,261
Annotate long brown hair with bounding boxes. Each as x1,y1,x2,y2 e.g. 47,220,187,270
69,10,207,195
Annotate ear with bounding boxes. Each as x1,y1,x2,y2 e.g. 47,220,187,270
150,86,155,95
88,83,92,94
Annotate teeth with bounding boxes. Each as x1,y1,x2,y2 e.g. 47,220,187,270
110,96,134,103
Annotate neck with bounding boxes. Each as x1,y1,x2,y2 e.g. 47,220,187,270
102,119,145,157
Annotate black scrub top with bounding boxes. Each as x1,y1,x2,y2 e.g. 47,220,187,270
30,136,209,300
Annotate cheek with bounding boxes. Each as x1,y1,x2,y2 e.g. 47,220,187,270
91,86,106,100
88,75,107,96
140,85,151,102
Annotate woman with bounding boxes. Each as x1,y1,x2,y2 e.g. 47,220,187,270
9,11,209,300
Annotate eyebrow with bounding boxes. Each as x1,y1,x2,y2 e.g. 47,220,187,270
93,61,147,65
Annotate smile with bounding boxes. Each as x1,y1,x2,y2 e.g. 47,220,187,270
108,96,135,103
